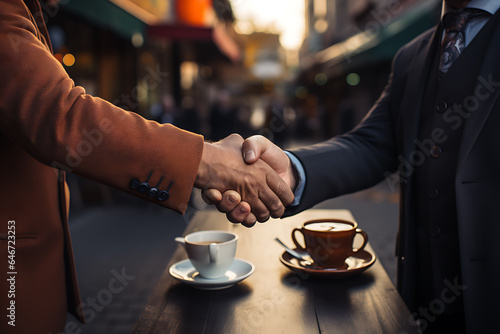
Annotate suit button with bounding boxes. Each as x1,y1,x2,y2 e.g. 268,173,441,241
138,182,150,193
431,146,441,158
436,101,448,113
147,187,159,197
428,189,439,200
157,190,170,201
129,178,140,190
430,226,441,237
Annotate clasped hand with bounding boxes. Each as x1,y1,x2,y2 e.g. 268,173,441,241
196,134,297,227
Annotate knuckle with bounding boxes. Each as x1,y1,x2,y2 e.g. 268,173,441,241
216,203,230,213
270,206,285,219
284,194,294,207
257,213,270,222
269,200,283,213
276,180,291,197
229,133,243,141
243,219,256,228
227,213,241,224
253,135,265,141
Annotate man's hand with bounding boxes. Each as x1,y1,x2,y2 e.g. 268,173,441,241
202,189,254,226
242,135,297,191
202,135,298,226
195,134,294,224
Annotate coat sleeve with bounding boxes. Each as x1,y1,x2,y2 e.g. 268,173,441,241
0,0,203,214
285,57,404,216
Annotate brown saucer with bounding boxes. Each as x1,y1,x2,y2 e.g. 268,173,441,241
279,248,376,278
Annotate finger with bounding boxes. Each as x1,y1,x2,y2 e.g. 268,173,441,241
243,136,295,191
216,190,241,213
226,202,252,223
245,136,291,178
242,135,270,164
257,185,285,219
250,198,271,222
244,159,292,218
201,189,222,204
241,213,258,228
267,172,295,209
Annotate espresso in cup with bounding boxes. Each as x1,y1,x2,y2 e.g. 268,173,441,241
175,231,238,278
291,219,368,268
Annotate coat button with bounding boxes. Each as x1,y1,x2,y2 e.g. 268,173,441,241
431,146,441,158
129,178,140,190
138,183,150,193
157,190,170,201
430,226,441,237
436,101,448,113
428,189,439,200
147,187,159,197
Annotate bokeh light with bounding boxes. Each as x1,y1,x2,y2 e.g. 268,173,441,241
346,73,360,86
314,19,328,33
131,33,144,48
295,86,308,98
315,73,328,86
63,53,75,67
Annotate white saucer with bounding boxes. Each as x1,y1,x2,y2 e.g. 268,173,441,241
169,258,255,290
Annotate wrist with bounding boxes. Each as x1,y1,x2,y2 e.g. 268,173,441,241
288,161,298,192
283,151,303,193
195,142,212,188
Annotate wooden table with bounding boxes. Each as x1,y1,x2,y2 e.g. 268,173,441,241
133,209,418,334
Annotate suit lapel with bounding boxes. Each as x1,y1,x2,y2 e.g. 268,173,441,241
395,28,440,306
399,27,441,160
457,13,500,170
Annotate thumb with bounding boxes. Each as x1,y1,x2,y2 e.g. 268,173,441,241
242,135,295,190
242,135,271,164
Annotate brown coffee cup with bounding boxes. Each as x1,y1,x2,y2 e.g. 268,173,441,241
291,218,368,268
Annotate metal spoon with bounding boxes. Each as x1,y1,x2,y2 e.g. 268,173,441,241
274,237,314,266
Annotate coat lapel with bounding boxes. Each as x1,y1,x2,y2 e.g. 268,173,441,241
457,13,500,170
399,27,441,160
395,27,440,308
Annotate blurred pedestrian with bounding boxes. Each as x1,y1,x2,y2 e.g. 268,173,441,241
209,89,237,141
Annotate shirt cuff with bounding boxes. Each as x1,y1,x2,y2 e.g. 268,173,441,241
284,151,306,207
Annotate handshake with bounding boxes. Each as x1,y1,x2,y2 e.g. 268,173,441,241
194,134,297,227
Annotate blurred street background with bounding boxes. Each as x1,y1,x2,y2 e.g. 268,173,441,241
45,0,443,332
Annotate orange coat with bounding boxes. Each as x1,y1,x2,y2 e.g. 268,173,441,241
0,1,203,332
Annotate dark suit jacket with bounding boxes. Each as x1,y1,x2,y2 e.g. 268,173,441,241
0,1,203,333
286,14,500,333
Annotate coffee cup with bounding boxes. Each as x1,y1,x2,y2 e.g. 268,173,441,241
291,218,368,268
175,230,238,279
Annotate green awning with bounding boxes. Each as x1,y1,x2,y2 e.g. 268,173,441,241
317,0,441,77
61,0,147,41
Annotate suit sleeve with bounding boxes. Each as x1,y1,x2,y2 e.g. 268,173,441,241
0,1,203,214
285,58,402,216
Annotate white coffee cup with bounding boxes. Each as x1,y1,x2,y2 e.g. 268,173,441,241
175,230,238,279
